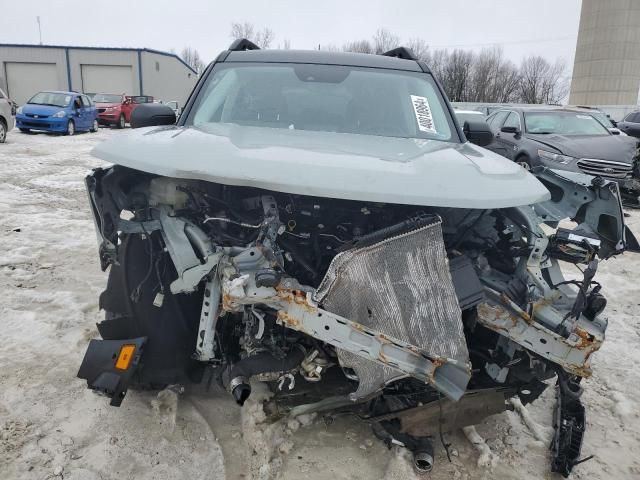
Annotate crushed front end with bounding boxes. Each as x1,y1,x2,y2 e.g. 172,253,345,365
78,164,636,476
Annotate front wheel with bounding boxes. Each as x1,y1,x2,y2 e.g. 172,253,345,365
516,156,532,170
90,119,98,132
117,114,126,129
0,121,6,143
66,120,75,136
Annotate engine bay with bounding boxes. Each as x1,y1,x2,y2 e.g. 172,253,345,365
79,164,636,476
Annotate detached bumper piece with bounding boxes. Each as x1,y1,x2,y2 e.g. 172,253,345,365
77,337,147,406
550,380,591,477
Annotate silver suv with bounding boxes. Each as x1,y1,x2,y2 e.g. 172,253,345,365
0,87,16,143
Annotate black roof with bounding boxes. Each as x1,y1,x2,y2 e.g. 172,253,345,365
223,49,424,72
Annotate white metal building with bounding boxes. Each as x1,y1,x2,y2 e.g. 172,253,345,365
0,44,198,106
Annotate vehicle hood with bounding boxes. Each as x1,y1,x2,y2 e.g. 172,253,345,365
92,124,551,208
95,102,121,108
526,133,638,163
21,104,67,116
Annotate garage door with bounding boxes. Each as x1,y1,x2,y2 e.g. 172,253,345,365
81,65,135,96
6,62,60,105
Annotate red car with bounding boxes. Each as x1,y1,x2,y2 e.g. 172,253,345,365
93,94,154,128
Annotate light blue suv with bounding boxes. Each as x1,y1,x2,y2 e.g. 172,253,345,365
16,91,98,135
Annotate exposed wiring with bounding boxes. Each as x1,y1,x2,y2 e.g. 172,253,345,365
130,222,155,303
203,216,264,229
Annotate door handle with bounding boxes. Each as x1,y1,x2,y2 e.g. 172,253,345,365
495,133,501,138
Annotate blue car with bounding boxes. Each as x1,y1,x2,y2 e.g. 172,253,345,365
16,91,98,135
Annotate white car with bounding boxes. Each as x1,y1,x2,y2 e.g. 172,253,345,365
0,87,16,143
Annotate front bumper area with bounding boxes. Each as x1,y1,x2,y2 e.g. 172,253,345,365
77,337,147,406
16,114,68,132
97,111,120,125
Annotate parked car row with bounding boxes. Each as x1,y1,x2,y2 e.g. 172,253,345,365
0,88,180,138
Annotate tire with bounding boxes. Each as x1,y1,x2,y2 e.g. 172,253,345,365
117,114,126,129
90,119,98,132
516,155,532,170
19,128,30,133
66,120,75,136
0,120,6,143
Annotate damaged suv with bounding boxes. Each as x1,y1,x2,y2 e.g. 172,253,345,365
78,40,639,476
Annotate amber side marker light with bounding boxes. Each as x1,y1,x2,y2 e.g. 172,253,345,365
115,345,136,370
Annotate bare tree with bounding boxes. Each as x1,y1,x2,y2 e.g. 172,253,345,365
343,39,374,54
180,47,205,75
405,37,429,61
230,22,274,48
279,38,292,50
467,47,520,103
230,21,255,41
372,28,400,54
441,49,474,102
519,56,567,104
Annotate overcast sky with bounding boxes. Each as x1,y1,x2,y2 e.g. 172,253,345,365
2,0,582,73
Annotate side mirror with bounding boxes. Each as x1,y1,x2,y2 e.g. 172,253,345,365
500,125,520,134
130,103,176,128
610,119,618,127
463,120,493,147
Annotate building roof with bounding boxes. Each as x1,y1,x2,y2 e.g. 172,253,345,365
0,43,197,74
224,49,424,72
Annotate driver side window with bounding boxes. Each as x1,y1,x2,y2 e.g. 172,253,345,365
488,111,508,132
503,112,520,130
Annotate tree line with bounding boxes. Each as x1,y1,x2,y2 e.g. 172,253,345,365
178,25,568,105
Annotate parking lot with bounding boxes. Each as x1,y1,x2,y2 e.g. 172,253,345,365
0,127,638,480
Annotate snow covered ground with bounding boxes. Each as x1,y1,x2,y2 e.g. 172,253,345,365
0,127,639,479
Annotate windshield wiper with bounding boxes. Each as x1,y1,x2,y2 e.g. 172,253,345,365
531,131,554,134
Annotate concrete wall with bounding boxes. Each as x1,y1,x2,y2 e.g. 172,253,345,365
68,49,139,95
0,45,196,106
569,0,640,105
0,46,68,101
141,51,197,106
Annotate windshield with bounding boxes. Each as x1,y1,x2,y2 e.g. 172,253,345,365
93,94,122,103
28,92,72,107
524,111,610,136
186,63,456,141
589,111,614,128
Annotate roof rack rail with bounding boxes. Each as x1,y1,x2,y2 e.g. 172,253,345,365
381,47,417,61
229,38,260,52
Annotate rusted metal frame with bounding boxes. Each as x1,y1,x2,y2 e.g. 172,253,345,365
276,296,469,401
195,271,222,361
477,288,602,377
221,271,470,400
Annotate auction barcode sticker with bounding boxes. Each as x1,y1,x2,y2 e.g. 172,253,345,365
410,95,436,134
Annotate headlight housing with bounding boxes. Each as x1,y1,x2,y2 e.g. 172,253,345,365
52,110,67,118
16,106,23,114
537,149,575,165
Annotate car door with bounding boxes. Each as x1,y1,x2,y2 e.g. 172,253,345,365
495,111,522,160
71,96,86,129
619,112,640,138
484,110,509,157
82,95,96,126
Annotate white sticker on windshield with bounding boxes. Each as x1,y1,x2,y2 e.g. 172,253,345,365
410,95,436,134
